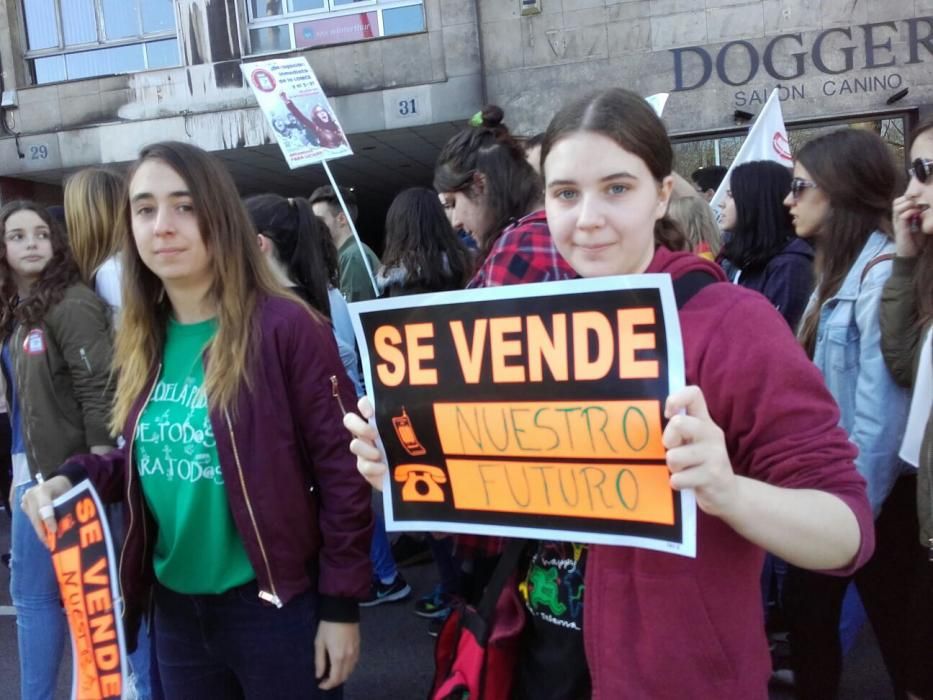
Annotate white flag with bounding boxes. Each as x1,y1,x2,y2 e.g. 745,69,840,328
645,93,670,117
710,89,793,215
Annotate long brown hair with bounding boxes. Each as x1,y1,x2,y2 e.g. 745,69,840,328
381,187,471,292
64,168,124,284
112,141,309,431
0,200,81,331
433,105,543,257
795,129,898,357
539,88,688,252
909,119,933,325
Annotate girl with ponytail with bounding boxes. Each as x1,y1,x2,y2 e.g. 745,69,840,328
245,193,362,395
244,194,333,314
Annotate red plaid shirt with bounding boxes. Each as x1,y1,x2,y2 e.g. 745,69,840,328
457,210,576,559
468,210,576,289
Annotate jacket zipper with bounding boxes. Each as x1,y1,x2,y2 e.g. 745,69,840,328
330,375,347,416
79,348,92,372
225,410,283,608
119,370,160,608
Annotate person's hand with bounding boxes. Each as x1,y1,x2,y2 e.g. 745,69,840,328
20,476,73,545
315,620,360,690
343,396,388,491
663,386,738,519
892,194,926,257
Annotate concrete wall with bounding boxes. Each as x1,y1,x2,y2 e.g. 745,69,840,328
0,0,483,174
478,0,933,136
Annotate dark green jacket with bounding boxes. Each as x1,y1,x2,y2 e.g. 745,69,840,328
880,256,933,549
337,237,380,302
2,284,115,479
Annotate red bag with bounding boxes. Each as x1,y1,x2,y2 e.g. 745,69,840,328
430,541,527,700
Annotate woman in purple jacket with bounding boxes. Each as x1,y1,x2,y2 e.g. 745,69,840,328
21,142,373,699
346,90,873,698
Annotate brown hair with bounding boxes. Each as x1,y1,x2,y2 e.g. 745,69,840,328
434,105,543,256
64,167,124,284
112,141,310,431
909,118,933,325
0,200,81,331
540,88,688,252
795,129,898,357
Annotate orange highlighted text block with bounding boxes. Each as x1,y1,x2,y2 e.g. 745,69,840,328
434,400,664,460
53,546,106,700
446,459,675,525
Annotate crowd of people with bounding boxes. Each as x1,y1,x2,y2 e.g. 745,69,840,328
0,86,928,700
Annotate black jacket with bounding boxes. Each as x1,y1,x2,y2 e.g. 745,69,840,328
722,238,815,331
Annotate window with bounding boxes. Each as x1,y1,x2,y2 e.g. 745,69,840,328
247,0,425,55
23,0,179,84
672,115,908,181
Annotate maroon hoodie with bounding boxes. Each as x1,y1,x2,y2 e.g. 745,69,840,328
578,247,874,698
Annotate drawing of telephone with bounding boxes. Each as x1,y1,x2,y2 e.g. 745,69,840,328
392,407,426,456
395,464,447,503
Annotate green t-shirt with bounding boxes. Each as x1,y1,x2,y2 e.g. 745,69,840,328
136,317,255,594
338,237,380,302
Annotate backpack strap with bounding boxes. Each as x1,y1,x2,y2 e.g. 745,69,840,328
672,270,718,309
477,539,527,624
860,253,895,285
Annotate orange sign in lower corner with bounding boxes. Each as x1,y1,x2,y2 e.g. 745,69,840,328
445,458,675,525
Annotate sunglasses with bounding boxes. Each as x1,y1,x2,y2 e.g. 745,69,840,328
789,178,817,201
907,158,933,183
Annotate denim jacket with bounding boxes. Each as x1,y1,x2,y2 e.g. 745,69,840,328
810,231,910,515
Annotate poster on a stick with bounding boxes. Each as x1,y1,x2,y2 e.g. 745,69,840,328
349,275,696,557
242,57,353,169
48,480,128,700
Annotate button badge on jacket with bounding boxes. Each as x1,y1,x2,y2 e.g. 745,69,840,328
23,328,46,355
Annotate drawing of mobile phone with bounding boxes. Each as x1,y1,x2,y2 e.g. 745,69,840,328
392,407,426,456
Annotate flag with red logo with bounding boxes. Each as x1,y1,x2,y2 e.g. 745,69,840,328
710,88,793,215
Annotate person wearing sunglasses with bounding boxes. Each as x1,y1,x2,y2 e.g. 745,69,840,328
880,119,933,700
782,128,916,700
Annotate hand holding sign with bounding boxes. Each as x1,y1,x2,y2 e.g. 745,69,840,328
21,475,74,543
663,385,738,519
343,396,388,491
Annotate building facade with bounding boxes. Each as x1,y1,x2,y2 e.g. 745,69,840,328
0,0,929,227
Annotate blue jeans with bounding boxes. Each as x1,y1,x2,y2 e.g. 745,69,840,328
370,513,397,583
106,503,158,700
10,481,67,700
153,580,341,699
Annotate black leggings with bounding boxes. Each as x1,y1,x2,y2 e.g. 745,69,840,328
0,413,11,516
785,475,933,700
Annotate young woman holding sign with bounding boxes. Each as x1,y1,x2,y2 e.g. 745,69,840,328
345,90,873,698
21,142,373,699
0,201,115,700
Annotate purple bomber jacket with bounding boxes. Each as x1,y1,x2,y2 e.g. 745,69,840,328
60,296,373,639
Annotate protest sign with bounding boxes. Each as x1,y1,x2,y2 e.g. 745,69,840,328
48,481,128,700
243,56,377,295
350,275,696,556
241,57,353,169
